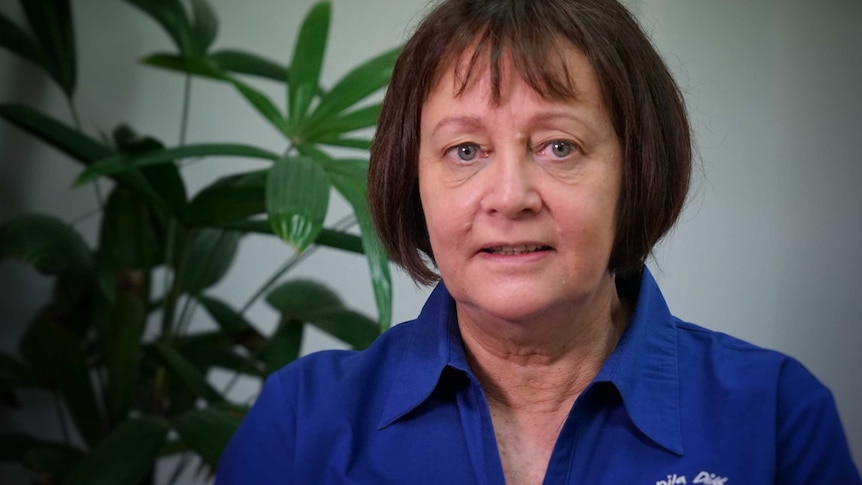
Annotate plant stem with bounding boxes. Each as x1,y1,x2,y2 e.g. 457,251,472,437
165,71,193,336
160,220,180,340
66,96,82,132
221,215,359,396
52,391,70,445
69,207,102,227
175,294,199,338
66,95,105,210
237,213,355,316
220,249,317,396
92,179,105,208
179,74,192,146
166,452,192,485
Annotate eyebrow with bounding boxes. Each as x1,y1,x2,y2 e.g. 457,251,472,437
431,111,595,138
430,116,484,137
529,111,590,129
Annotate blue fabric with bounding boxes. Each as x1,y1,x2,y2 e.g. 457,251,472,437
216,268,860,484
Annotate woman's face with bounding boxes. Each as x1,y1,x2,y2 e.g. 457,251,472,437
418,47,623,324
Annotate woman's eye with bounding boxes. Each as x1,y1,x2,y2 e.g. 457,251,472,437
451,143,479,162
549,140,575,158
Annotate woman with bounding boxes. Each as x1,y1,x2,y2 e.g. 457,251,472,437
217,0,860,483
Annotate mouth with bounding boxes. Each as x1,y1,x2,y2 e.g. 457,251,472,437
480,244,552,255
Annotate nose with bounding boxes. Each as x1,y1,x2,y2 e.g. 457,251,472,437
480,148,542,218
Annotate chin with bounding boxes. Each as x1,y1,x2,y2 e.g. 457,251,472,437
458,289,566,325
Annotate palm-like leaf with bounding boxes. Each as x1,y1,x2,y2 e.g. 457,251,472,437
124,0,195,58
0,13,47,69
76,143,279,184
20,0,77,96
265,155,331,253
299,148,393,329
286,1,330,131
174,406,242,468
307,46,399,124
63,417,170,485
267,279,379,349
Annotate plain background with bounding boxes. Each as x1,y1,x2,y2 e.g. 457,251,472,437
1,0,859,482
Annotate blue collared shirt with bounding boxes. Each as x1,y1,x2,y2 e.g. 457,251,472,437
216,268,860,484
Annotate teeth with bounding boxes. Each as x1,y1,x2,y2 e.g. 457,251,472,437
486,244,545,255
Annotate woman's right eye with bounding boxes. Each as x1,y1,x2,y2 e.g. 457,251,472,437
448,143,480,162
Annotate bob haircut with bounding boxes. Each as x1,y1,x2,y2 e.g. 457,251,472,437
369,0,691,286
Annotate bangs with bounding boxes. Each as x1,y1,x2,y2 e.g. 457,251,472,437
435,11,581,103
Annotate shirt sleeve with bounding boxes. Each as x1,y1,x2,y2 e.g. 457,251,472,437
215,371,296,484
775,357,861,484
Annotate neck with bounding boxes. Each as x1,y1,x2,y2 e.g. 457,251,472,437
457,274,628,412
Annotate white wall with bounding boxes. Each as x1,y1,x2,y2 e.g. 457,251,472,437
1,0,859,482
636,0,862,467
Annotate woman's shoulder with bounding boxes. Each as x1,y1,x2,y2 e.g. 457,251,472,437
670,318,859,481
672,317,823,393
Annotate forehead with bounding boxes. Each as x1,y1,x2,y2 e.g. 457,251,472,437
425,44,605,112
419,46,620,149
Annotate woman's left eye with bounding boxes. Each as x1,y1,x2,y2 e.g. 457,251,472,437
545,140,576,158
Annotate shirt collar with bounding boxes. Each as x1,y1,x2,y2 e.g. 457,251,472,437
378,268,684,456
594,267,684,455
379,283,460,429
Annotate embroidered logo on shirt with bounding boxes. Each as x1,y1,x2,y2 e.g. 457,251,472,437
655,471,728,485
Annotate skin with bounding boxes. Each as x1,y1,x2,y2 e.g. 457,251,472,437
418,47,629,485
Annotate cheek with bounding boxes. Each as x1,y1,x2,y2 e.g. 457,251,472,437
555,188,619,254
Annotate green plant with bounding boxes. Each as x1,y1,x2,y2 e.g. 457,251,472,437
0,0,397,482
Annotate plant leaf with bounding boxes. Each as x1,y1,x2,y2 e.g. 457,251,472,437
63,416,170,485
0,432,43,461
174,228,240,295
301,149,392,329
314,136,372,151
124,0,194,58
20,0,76,96
227,75,287,134
308,46,399,123
0,104,164,203
210,49,286,82
0,104,113,164
0,352,41,389
301,103,381,142
196,295,264,351
186,169,266,226
0,12,47,69
76,143,279,184
23,444,85,479
315,228,363,254
141,51,222,78
267,279,378,349
173,406,242,468
0,433,84,477
265,155,330,253
154,342,223,404
267,278,343,314
19,317,103,447
98,186,160,269
173,331,263,377
148,57,281,131
103,293,147,423
286,1,330,130
113,125,188,217
143,50,291,86
0,214,93,278
216,220,364,255
259,319,303,376
189,0,217,55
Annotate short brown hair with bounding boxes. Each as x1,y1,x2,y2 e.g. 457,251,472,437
369,0,691,285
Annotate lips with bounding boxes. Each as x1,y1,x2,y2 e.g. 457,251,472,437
480,244,552,255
